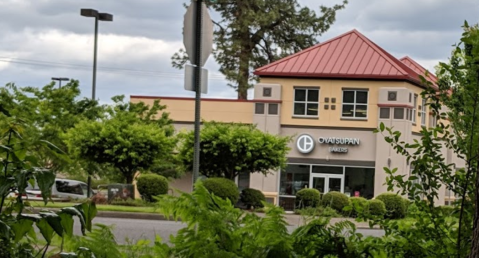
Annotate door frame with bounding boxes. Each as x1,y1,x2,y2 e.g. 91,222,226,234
309,173,344,194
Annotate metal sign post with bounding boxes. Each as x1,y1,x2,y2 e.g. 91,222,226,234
183,0,213,187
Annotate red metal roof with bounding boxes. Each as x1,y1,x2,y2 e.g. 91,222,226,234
254,29,433,87
399,56,438,86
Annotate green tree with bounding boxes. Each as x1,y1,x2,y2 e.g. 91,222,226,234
177,121,290,180
172,0,347,99
372,22,479,257
64,95,176,184
0,81,104,175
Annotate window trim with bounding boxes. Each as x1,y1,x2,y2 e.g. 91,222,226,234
341,89,369,120
412,94,417,124
292,87,320,118
420,98,427,126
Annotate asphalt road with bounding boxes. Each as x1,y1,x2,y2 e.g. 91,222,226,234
73,217,384,244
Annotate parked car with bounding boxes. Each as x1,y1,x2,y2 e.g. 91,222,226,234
14,178,95,202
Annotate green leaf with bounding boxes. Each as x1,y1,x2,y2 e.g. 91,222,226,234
0,220,11,239
74,202,97,232
11,219,34,243
40,212,63,237
59,212,74,237
36,218,55,244
39,139,65,154
60,207,86,235
379,122,385,132
59,252,79,258
34,169,55,204
0,176,15,197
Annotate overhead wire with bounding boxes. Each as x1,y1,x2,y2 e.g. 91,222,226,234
0,57,227,80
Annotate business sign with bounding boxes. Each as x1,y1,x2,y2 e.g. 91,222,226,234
296,134,315,154
296,135,360,154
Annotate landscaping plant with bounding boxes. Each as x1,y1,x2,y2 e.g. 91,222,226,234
136,174,169,202
202,177,240,204
295,188,321,209
240,188,266,209
321,191,349,213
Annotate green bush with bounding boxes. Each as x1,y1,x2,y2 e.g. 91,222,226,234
321,207,341,217
321,191,349,213
366,199,386,217
347,197,368,218
295,188,321,208
203,177,239,204
136,174,169,202
375,193,407,219
240,188,265,209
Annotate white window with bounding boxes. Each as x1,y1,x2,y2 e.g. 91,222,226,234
342,90,368,119
420,99,427,126
411,94,417,123
293,88,319,117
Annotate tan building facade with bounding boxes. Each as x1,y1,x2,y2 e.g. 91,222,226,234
131,30,462,210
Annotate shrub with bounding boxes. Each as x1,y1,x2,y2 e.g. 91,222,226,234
110,198,152,207
240,188,265,209
321,207,341,217
347,197,368,218
375,193,407,219
321,191,349,213
202,177,239,204
295,188,321,209
136,174,169,202
366,199,386,217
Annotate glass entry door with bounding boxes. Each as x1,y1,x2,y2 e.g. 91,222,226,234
310,175,343,194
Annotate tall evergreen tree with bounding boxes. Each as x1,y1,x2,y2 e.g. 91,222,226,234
172,0,348,99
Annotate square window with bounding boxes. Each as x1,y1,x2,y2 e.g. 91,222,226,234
268,103,278,115
263,87,272,97
293,88,319,117
342,90,368,119
394,108,404,119
379,108,390,119
255,103,265,114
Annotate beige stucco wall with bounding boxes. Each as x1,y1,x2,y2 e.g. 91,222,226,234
259,78,414,128
130,97,254,124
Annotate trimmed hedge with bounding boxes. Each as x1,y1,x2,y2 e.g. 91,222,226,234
322,191,349,213
295,188,321,208
375,193,407,219
348,197,368,218
241,188,265,209
203,177,239,204
367,199,386,217
136,174,169,202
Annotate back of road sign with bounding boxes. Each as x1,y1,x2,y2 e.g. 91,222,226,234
183,1,213,67
184,64,208,94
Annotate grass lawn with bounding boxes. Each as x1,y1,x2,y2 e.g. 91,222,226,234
28,201,158,214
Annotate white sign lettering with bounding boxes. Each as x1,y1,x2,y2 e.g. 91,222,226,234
318,137,360,145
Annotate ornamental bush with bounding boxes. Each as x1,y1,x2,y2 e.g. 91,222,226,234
322,191,349,213
295,188,321,208
375,193,407,219
136,174,169,202
240,188,266,209
347,197,368,218
203,177,239,204
366,199,386,217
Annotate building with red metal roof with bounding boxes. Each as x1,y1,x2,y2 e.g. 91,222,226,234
131,29,461,209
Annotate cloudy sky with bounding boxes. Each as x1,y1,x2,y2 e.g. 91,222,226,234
0,0,477,103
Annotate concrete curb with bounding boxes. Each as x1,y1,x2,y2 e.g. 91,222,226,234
29,207,381,230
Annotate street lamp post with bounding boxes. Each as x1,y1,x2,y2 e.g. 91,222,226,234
81,8,113,197
51,77,69,88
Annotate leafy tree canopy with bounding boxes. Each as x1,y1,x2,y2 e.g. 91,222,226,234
177,121,291,180
0,81,104,174
172,0,348,99
64,95,176,184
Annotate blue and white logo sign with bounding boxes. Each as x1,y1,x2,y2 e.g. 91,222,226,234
296,134,315,154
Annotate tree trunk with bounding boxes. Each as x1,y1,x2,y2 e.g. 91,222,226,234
470,168,479,257
236,1,251,100
124,171,134,184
